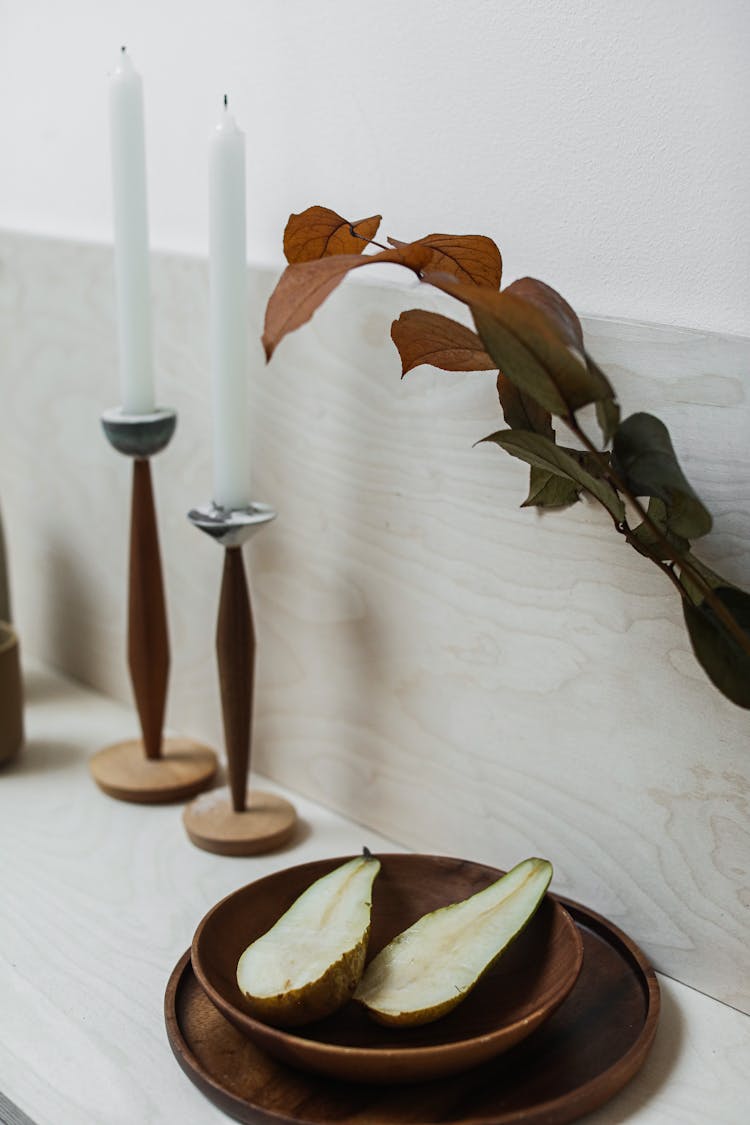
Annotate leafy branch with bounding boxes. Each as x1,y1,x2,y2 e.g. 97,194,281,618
263,205,750,710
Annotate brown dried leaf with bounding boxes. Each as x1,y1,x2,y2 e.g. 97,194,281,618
284,206,382,263
263,244,433,361
391,310,495,377
388,234,502,288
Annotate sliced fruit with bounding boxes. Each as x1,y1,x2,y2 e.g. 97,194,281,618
236,852,380,1026
354,856,553,1027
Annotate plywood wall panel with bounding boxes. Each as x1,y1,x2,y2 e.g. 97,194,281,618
1,232,747,1010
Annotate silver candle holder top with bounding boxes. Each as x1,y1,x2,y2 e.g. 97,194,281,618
188,502,277,549
101,406,177,458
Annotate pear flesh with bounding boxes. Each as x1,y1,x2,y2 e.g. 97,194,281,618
236,854,380,1026
354,857,552,1027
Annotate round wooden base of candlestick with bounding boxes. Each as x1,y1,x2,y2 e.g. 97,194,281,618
89,737,218,804
182,786,297,856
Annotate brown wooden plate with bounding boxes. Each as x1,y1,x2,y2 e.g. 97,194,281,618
166,886,659,1124
190,855,584,1083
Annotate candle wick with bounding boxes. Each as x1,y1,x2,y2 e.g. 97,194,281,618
224,94,228,108
121,44,126,53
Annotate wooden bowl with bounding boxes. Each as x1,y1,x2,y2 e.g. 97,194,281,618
191,854,584,1084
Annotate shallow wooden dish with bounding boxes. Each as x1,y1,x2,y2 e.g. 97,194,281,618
167,894,659,1124
191,854,584,1084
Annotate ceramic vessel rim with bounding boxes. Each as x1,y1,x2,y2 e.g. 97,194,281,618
191,852,584,1065
101,405,177,424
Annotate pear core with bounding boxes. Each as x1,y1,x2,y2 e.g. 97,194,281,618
354,856,552,1026
236,854,380,1026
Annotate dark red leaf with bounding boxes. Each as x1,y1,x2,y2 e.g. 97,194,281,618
423,272,613,417
504,277,583,349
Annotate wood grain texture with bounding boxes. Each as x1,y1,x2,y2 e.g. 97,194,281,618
0,661,748,1125
0,1091,39,1125
216,547,254,813
170,888,657,1121
0,662,409,1125
88,736,217,804
128,459,169,760
182,786,297,856
0,232,748,1012
190,854,585,1084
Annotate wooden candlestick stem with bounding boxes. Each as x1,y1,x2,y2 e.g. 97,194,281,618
216,546,254,812
128,458,169,760
91,407,217,805
182,500,296,853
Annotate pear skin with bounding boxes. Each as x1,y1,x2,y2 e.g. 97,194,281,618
236,853,380,1026
355,857,552,1027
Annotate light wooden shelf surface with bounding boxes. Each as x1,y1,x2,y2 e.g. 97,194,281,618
0,662,747,1124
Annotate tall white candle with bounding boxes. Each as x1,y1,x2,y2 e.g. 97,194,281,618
109,47,155,415
209,96,250,510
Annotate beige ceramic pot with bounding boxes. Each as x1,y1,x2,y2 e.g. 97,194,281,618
0,504,10,623
0,622,23,765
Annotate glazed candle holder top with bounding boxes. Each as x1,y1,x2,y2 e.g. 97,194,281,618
182,501,296,856
88,407,218,804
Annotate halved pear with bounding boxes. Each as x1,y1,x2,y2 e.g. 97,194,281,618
236,853,380,1026
354,856,553,1027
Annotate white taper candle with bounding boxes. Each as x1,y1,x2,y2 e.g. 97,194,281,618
109,47,155,415
209,96,250,509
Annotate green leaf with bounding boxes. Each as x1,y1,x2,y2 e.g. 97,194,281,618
678,553,726,605
590,363,621,445
521,467,581,510
560,446,611,479
631,497,691,561
481,429,625,521
683,586,750,709
423,274,616,418
611,412,712,540
496,374,554,439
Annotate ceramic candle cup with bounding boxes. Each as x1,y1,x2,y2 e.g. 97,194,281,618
0,622,23,765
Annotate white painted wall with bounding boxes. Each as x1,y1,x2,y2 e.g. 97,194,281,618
1,0,748,333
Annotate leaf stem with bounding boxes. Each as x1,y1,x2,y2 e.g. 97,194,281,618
349,226,390,253
564,414,750,658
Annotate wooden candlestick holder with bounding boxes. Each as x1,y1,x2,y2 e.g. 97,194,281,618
182,502,296,855
89,407,218,803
